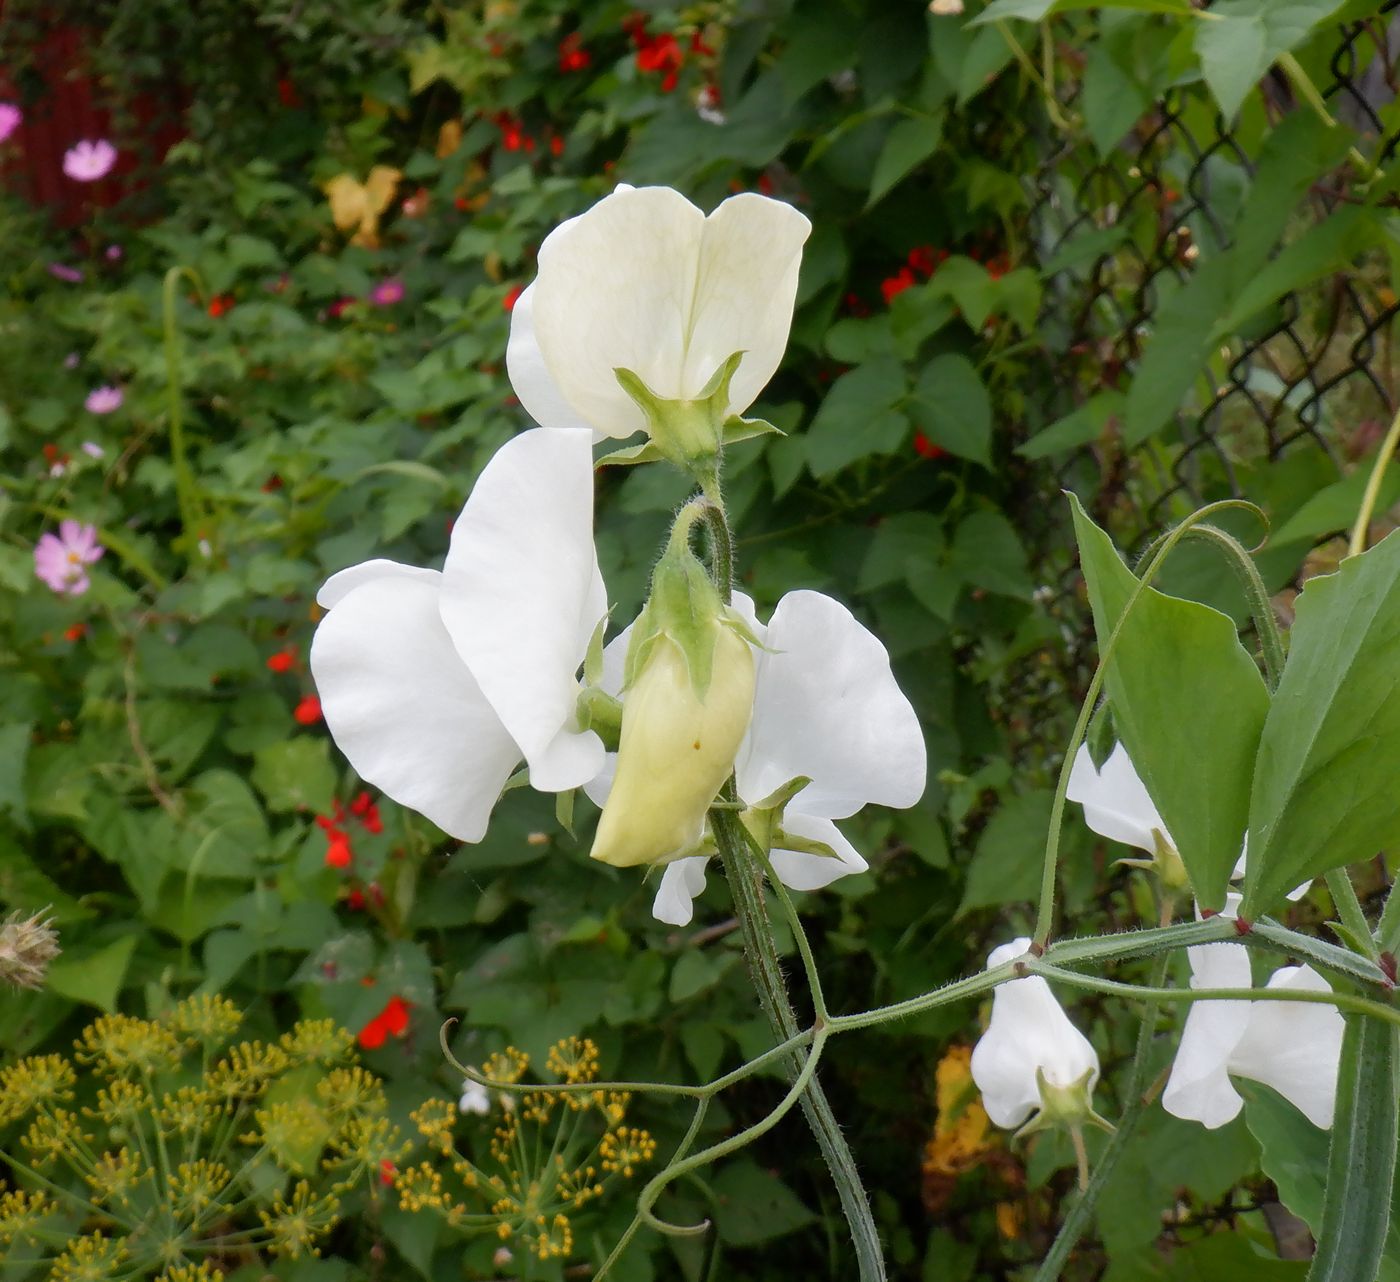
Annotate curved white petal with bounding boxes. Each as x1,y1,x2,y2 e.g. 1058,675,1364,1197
439,429,605,793
1227,965,1344,1130
531,186,707,439
1067,743,1173,854
505,284,595,435
1161,941,1253,1129
735,590,924,818
769,812,868,892
971,938,1100,1130
310,567,519,842
684,193,812,416
318,558,440,610
652,856,711,926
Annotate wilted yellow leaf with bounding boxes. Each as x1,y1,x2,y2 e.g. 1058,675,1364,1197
437,120,463,159
923,1045,993,1177
324,166,402,248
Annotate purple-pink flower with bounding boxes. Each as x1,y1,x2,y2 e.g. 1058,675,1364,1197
85,386,123,415
48,263,84,284
34,521,104,596
369,277,405,306
62,139,117,182
0,103,21,144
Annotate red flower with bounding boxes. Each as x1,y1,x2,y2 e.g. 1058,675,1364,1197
350,791,383,833
689,30,715,56
326,296,357,320
558,32,591,73
207,293,235,318
906,245,945,278
495,113,526,152
985,252,1011,281
358,995,412,1050
261,474,283,492
502,284,524,312
64,622,86,642
549,135,565,157
379,1158,397,1187
913,431,946,460
345,887,367,911
277,76,302,109
636,32,684,91
324,830,353,870
881,267,917,305
266,648,296,673
293,694,322,726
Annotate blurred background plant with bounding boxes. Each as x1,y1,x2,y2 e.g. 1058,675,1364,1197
0,0,1398,1277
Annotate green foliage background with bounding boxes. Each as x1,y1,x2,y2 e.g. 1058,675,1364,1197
0,0,1397,1277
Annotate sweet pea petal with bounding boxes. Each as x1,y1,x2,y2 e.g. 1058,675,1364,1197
1066,743,1172,854
439,428,606,793
530,186,707,439
970,938,1100,1129
1227,965,1344,1129
318,558,440,609
1160,940,1253,1129
505,284,595,435
735,590,924,818
652,856,711,927
310,566,519,842
683,193,811,417
769,811,868,892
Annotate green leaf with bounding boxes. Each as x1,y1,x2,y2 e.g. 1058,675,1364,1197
1244,533,1400,913
0,723,32,826
1018,392,1125,460
251,738,337,815
867,112,945,207
950,511,1033,600
711,1161,816,1245
1195,0,1349,120
1308,1013,1399,1282
958,789,1054,915
910,354,992,467
46,934,139,1012
803,358,908,477
1070,495,1270,908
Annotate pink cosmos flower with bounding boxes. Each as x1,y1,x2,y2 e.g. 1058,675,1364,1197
85,386,123,415
369,277,404,306
34,521,104,596
0,103,20,143
105,244,123,262
62,139,117,182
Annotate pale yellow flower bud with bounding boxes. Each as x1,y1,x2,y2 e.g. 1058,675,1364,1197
590,628,754,868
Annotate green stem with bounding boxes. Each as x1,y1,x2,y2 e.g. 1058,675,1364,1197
1326,869,1380,962
161,265,207,561
1348,404,1400,558
714,812,886,1282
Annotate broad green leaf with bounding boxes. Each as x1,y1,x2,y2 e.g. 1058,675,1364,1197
1308,1013,1399,1282
252,737,337,814
1244,532,1400,912
1195,0,1349,120
1273,461,1400,546
951,511,1033,600
803,358,908,477
711,1161,816,1246
46,934,139,1012
957,789,1054,915
910,354,992,467
1070,495,1270,908
0,722,31,825
867,112,945,207
1017,392,1125,459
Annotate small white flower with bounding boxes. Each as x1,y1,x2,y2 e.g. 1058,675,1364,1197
507,185,811,441
970,938,1100,1130
459,1078,492,1116
311,429,607,840
591,590,925,925
1066,742,1173,855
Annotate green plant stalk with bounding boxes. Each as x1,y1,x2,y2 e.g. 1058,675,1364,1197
1033,953,1171,1282
161,265,208,559
715,814,887,1282
1349,403,1400,557
1326,868,1380,962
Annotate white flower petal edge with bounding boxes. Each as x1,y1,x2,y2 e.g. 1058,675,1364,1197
769,812,868,892
1232,840,1311,902
310,564,519,842
439,428,606,793
1160,940,1254,1130
1066,743,1172,853
653,857,710,927
523,185,811,440
736,589,925,819
970,938,1100,1130
505,284,595,436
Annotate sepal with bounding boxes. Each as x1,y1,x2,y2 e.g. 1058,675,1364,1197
613,351,746,474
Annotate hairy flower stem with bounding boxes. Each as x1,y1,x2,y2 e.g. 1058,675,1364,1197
715,812,886,1282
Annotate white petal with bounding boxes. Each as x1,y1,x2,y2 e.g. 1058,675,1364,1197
1227,965,1345,1130
439,429,605,793
971,937,1099,1130
684,193,812,417
1066,743,1173,854
1232,837,1311,901
1161,941,1253,1129
652,857,711,926
735,590,924,818
310,567,519,842
318,557,440,610
505,284,596,435
769,811,868,891
530,186,707,439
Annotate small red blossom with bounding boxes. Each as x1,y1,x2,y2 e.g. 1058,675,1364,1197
64,622,86,642
350,790,383,833
379,1159,397,1187
502,284,524,312
266,648,296,673
549,135,565,157
756,172,774,195
495,113,526,152
207,293,235,318
985,252,1011,281
636,31,684,92
326,296,357,320
277,76,302,109
906,245,947,278
690,30,715,56
842,291,871,318
324,832,352,870
558,32,592,73
294,694,322,725
261,474,283,493
344,887,367,911
881,267,917,305
358,995,412,1050
913,431,945,461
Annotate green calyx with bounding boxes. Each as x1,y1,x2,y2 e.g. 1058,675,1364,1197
1115,830,1190,894
1015,1067,1114,1142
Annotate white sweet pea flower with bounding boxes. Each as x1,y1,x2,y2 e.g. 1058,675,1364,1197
459,1078,492,1116
507,185,812,441
310,429,606,840
970,938,1101,1130
591,589,925,926
1162,902,1344,1130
